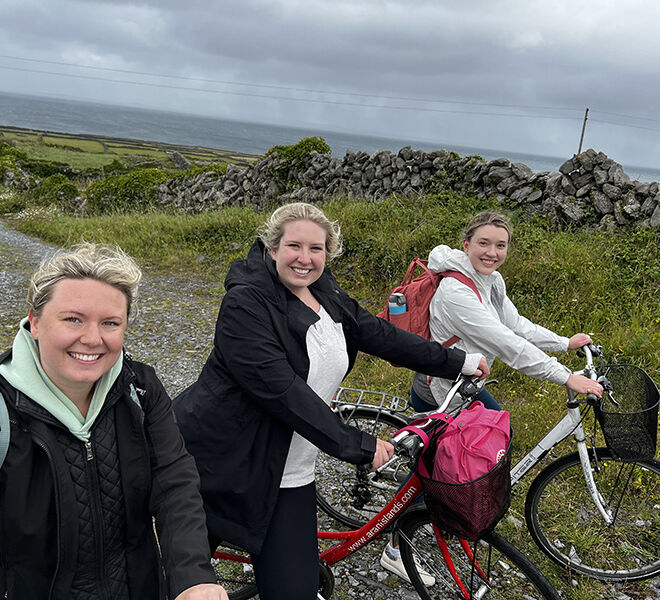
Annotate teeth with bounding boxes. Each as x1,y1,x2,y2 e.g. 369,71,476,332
70,353,101,362
292,267,310,274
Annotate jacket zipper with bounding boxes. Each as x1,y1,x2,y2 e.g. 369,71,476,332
31,433,61,600
83,439,113,600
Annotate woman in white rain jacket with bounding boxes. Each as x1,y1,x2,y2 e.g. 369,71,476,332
410,210,603,413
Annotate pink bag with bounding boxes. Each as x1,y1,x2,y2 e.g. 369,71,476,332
431,402,510,483
397,401,512,540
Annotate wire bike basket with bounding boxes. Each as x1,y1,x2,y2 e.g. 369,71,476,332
595,364,659,461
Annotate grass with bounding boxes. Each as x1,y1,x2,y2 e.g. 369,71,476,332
1,154,659,599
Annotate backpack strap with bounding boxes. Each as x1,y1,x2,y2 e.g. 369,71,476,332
439,270,482,348
0,392,9,470
129,383,142,408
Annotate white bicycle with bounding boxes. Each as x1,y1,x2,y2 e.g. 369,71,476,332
316,344,660,582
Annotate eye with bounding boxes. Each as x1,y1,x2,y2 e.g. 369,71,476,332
102,320,121,327
64,316,81,323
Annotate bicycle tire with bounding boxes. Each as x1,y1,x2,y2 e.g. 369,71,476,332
398,508,560,600
211,544,258,600
212,547,334,599
315,406,409,528
525,447,660,582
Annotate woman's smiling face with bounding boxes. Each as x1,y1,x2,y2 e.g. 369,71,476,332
462,224,510,275
28,277,128,400
270,219,327,297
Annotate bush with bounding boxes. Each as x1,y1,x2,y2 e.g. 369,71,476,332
265,137,331,186
31,174,79,211
85,168,168,214
0,142,29,162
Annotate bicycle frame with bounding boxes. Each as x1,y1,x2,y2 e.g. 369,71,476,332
509,346,615,525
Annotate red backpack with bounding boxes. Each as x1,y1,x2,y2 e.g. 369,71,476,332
377,257,481,346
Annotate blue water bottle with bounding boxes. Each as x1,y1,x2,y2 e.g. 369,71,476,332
388,292,407,315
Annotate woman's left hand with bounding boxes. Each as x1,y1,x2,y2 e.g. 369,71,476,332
174,583,229,600
568,333,593,350
371,439,394,472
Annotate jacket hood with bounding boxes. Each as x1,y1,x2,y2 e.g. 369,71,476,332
224,238,342,311
224,239,284,305
427,244,504,302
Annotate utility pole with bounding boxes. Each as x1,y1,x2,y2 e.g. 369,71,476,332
577,107,589,155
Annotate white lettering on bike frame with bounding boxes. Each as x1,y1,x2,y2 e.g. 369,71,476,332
344,480,421,554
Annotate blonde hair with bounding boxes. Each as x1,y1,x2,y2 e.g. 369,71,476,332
259,202,343,260
462,211,513,243
27,243,142,319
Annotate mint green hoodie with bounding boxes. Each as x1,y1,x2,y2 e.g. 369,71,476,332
0,318,123,442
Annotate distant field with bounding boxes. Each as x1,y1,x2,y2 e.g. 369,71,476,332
0,124,260,170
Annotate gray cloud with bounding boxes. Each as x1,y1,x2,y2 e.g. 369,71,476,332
1,0,660,167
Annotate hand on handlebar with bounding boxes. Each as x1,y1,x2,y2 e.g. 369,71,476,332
566,373,603,398
371,438,395,472
473,356,490,380
568,333,593,350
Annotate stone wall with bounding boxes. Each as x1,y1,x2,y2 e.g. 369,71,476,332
155,147,660,230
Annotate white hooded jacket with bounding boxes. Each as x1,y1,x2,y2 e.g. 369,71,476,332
423,245,572,409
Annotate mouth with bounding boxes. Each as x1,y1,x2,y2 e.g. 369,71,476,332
481,259,497,267
292,267,312,275
69,352,103,362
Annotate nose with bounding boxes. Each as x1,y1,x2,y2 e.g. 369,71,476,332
297,249,312,264
80,323,103,346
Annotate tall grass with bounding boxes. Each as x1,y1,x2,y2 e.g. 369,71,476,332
8,192,659,374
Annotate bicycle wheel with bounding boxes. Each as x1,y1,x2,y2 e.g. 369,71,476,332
525,447,660,582
211,544,258,600
398,509,560,600
315,406,408,528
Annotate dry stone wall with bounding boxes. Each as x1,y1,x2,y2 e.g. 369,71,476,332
155,147,660,230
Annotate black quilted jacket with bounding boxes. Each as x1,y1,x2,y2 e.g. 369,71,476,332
0,355,216,600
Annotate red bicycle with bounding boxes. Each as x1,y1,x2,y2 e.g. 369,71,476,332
211,380,560,600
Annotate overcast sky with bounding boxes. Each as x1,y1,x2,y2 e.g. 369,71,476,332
2,0,660,168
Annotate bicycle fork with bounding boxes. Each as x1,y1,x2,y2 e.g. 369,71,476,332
401,526,490,599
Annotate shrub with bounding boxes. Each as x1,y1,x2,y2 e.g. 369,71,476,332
86,168,169,214
0,142,29,162
167,162,228,184
265,137,331,186
31,174,79,211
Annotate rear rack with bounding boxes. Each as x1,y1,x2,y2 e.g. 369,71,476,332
332,387,410,413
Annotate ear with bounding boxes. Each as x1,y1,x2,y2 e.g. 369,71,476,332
28,309,40,340
269,247,278,261
462,239,469,253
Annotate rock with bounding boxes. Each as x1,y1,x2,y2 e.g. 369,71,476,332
651,205,660,227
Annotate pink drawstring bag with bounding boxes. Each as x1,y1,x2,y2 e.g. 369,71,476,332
431,401,510,484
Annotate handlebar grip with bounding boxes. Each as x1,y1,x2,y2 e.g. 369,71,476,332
586,392,600,404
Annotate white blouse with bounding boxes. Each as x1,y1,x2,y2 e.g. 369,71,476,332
280,305,349,488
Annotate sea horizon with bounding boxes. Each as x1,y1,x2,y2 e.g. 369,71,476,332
2,89,660,183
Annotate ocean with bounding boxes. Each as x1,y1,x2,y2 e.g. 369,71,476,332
2,90,660,183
